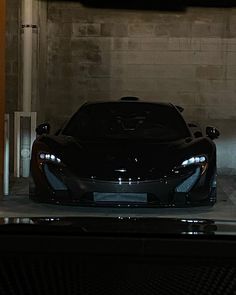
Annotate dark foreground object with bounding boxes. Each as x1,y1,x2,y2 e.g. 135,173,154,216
0,217,235,295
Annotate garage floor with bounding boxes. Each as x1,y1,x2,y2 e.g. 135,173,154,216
0,176,235,220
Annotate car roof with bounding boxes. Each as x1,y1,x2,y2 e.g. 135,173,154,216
81,100,174,109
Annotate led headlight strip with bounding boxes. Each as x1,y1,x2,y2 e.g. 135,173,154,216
180,155,208,175
181,156,206,167
39,152,61,164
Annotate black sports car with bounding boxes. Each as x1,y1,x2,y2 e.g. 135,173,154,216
30,98,220,207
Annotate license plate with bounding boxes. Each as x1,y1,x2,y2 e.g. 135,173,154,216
94,192,147,203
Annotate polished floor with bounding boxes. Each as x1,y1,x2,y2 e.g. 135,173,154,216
0,176,234,219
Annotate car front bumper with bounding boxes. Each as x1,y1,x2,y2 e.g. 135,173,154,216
30,163,216,207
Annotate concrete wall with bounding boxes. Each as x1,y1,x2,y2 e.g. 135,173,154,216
6,0,20,114
45,3,236,116
42,2,236,174
3,1,234,174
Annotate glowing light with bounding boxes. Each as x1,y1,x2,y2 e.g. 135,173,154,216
50,155,56,161
181,156,206,167
39,152,62,164
115,168,126,173
189,157,195,164
195,157,200,163
199,156,206,163
56,158,61,163
39,153,45,159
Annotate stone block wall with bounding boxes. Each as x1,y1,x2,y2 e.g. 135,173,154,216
6,0,20,114
45,3,236,118
42,2,236,173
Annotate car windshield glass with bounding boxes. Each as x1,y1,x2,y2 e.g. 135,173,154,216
62,102,190,141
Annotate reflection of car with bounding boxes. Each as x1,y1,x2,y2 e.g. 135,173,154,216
30,98,220,207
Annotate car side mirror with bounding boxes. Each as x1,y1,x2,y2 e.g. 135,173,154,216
36,123,50,135
206,126,220,140
188,123,203,138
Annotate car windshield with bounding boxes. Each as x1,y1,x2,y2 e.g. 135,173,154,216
62,102,190,141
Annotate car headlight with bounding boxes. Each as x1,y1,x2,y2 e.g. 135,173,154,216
181,156,206,167
37,152,68,192
38,152,62,164
174,156,208,193
180,155,208,175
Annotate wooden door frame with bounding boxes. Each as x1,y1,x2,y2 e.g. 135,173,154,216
0,0,6,194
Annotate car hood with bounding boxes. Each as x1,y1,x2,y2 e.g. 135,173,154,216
50,136,203,180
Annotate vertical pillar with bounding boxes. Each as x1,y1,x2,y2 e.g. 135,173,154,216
22,0,33,113
0,0,6,195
